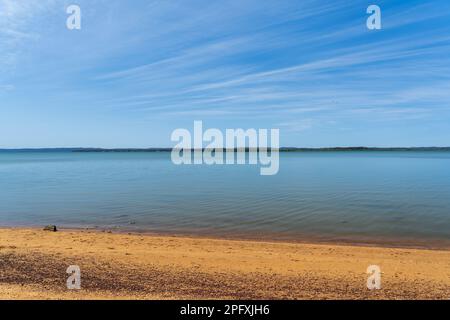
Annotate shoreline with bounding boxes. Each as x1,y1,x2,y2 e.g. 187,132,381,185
2,225,450,251
1,227,449,299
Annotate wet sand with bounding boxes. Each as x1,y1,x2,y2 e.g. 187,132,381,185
0,228,449,299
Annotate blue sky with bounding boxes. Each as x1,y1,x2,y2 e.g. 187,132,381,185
1,0,450,148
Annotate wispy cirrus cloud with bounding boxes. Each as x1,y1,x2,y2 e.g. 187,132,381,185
1,0,450,148
0,84,15,91
82,0,450,130
277,119,315,132
0,0,60,69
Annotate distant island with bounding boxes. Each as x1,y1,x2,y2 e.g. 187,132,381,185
1,147,450,152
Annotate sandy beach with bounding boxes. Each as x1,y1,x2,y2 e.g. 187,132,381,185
0,228,448,300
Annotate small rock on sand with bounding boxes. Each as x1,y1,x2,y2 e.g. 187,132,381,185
43,225,57,232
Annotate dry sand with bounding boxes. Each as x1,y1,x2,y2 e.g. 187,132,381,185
0,228,448,300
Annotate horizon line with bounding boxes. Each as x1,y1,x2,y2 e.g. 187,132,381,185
1,146,450,152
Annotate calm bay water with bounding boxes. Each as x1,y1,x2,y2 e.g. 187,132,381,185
1,151,449,246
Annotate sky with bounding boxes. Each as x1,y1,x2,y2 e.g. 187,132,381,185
1,0,450,148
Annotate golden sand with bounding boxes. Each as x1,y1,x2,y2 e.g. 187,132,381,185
0,228,448,299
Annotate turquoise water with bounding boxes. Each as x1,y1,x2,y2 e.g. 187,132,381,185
1,151,449,246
